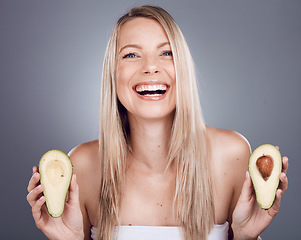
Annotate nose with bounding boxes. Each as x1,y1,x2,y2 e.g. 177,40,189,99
141,55,161,75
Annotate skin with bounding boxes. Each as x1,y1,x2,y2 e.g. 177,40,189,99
26,18,289,240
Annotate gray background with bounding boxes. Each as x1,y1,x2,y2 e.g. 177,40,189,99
1,0,300,239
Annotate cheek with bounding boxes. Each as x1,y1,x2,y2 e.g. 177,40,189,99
165,62,176,83
116,62,135,85
116,65,127,95
116,79,127,106
116,64,133,108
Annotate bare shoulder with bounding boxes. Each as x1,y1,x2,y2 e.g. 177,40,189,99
68,139,100,167
68,139,101,194
206,125,251,164
206,126,251,185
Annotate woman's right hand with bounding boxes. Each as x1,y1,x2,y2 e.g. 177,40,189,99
26,166,84,240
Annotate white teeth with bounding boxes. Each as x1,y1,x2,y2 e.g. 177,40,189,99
135,84,167,92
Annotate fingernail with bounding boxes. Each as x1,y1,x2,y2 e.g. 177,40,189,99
39,196,44,201
36,185,41,190
283,173,287,178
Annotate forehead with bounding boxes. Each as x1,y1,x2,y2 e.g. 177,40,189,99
117,17,169,46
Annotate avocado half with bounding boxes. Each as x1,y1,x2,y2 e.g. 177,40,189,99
249,144,282,209
39,149,73,217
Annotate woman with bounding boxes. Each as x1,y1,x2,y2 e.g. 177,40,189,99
26,5,288,240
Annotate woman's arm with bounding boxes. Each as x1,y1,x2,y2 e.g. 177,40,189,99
26,141,99,240
68,143,95,240
216,131,252,239
26,166,84,240
68,140,101,240
229,141,289,240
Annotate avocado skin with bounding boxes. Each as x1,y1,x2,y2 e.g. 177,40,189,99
39,149,73,218
249,144,282,209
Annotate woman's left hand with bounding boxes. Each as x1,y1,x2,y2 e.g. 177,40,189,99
231,155,289,240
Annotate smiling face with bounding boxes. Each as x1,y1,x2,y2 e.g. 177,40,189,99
116,17,176,121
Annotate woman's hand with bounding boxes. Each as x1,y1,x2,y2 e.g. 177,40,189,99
26,166,84,240
231,155,289,240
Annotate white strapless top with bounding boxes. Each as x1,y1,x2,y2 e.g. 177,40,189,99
90,222,229,240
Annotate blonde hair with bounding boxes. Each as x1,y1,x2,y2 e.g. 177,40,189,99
98,5,215,240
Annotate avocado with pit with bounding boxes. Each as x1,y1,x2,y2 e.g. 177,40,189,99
39,149,73,217
249,144,282,209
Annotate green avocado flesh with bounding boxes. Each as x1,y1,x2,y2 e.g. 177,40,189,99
249,144,282,209
39,150,73,218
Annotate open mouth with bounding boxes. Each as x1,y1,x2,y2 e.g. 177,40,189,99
135,84,168,97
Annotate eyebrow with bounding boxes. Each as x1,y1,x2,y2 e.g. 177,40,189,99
119,44,142,54
158,42,170,48
118,42,170,54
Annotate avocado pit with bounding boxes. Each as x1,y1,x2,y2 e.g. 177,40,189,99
256,155,274,181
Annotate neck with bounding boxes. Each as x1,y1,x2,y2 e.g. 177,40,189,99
127,113,174,173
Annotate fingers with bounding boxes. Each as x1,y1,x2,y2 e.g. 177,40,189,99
32,166,39,174
27,167,40,193
267,189,282,218
276,156,289,194
27,167,46,228
275,148,289,193
67,174,80,207
27,166,43,208
275,146,288,174
238,171,254,203
27,183,44,207
32,195,46,229
282,156,289,175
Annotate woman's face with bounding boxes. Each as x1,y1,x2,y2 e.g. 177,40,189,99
116,17,176,121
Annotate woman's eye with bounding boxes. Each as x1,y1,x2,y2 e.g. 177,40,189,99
163,51,173,56
123,53,137,59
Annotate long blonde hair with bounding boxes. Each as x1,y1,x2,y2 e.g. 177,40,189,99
98,5,215,240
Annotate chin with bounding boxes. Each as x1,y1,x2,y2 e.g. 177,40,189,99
129,106,175,121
